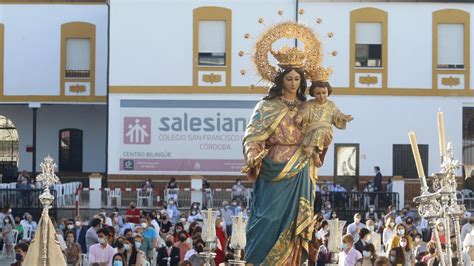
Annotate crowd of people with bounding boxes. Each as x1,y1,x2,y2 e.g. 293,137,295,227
311,204,474,266
0,198,471,265
0,196,249,266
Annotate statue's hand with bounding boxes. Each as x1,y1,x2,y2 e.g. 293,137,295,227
344,115,354,122
247,151,259,168
323,134,333,147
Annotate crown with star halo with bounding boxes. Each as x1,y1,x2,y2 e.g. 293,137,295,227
270,45,307,69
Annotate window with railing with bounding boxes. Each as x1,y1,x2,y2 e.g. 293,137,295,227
437,24,464,69
355,23,382,68
198,21,226,66
65,38,91,78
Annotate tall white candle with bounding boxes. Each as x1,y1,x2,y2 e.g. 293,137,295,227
437,111,446,158
408,131,426,179
237,211,243,233
207,208,212,239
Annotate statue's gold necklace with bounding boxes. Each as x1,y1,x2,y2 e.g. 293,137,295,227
280,97,298,111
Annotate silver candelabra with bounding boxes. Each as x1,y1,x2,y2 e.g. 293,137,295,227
199,209,218,266
413,141,465,266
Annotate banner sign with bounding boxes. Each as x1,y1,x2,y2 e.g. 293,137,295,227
118,99,257,175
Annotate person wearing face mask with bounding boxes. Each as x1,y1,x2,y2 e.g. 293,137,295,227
430,222,446,245
365,219,382,254
347,213,367,242
157,234,180,266
361,243,377,266
88,227,116,266
160,213,172,235
11,242,28,266
132,235,148,266
355,228,371,254
329,210,339,220
174,231,191,261
140,217,157,259
383,205,397,224
167,199,181,224
125,202,140,224
85,218,102,251
365,206,378,222
112,253,127,266
413,233,427,261
64,231,81,265
177,214,189,232
231,178,246,202
142,178,153,190
383,217,396,252
395,208,409,225
386,223,409,251
390,235,415,266
73,216,88,254
3,216,14,257
388,246,405,266
341,234,362,266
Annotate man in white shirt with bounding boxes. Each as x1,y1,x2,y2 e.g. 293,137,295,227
461,217,474,242
342,234,362,266
88,227,116,266
346,213,366,242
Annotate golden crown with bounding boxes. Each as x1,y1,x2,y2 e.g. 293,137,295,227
239,10,337,86
270,45,307,69
307,65,333,82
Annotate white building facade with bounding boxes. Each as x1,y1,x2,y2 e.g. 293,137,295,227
108,0,474,189
1,0,472,190
0,2,108,178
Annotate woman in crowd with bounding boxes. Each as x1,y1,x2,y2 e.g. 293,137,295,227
215,218,227,265
132,234,147,266
3,215,14,257
361,243,377,266
160,213,172,235
174,230,192,261
112,253,127,266
123,237,138,266
64,230,81,266
383,217,396,251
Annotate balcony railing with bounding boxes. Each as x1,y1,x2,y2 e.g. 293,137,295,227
65,70,90,78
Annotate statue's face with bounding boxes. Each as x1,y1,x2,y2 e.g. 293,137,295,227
313,86,328,104
282,70,301,96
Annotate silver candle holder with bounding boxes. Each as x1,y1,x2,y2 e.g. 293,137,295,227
200,208,219,266
327,218,346,264
413,141,465,266
228,211,247,266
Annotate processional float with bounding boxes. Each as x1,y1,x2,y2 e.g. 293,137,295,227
23,156,66,266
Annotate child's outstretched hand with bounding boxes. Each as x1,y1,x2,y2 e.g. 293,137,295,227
344,115,354,122
295,114,303,126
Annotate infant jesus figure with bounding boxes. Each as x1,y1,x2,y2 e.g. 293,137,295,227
295,81,353,167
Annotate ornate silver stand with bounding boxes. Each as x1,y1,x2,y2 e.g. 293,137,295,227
228,211,247,266
228,248,245,266
199,241,217,266
413,141,465,266
199,209,219,266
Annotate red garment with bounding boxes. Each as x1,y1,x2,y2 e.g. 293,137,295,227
126,208,140,224
214,227,226,265
431,232,446,244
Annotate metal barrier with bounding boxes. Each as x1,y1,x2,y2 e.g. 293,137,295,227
314,191,399,221
0,188,58,221
75,188,253,210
